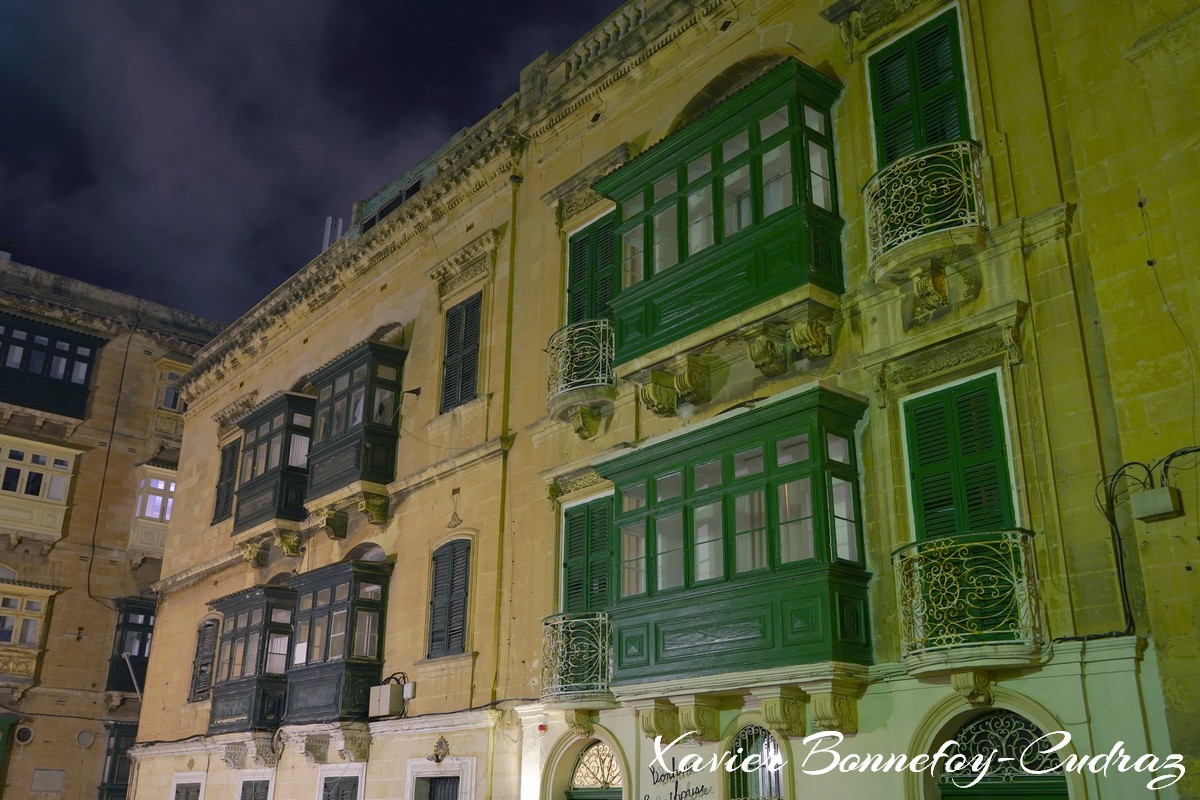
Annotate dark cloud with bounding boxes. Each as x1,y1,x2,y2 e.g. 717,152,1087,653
0,0,617,323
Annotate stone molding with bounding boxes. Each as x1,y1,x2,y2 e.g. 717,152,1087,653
541,143,638,227
426,229,501,306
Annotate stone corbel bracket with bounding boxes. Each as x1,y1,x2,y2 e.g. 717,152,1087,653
951,669,995,707
750,687,808,738
909,262,949,324
637,355,719,417
635,699,680,742
357,491,389,525
332,726,372,762
671,695,722,743
565,709,597,738
639,369,679,417
247,731,280,767
797,671,866,735
273,530,303,557
212,391,260,437
788,299,836,363
238,539,270,567
742,323,790,378
301,734,330,764
218,742,247,770
316,509,349,540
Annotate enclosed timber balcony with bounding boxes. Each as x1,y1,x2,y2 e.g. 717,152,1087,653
541,611,612,703
894,529,1044,676
546,320,616,439
864,140,987,285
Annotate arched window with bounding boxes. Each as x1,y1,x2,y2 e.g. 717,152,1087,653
187,618,219,702
567,741,621,799
936,710,1067,798
728,725,783,800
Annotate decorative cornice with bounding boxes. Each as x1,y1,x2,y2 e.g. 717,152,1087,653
369,708,501,737
212,391,259,436
426,229,501,304
541,143,637,226
547,469,606,502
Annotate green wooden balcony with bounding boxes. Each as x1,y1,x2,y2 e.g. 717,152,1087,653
540,611,612,703
864,140,987,286
894,529,1044,675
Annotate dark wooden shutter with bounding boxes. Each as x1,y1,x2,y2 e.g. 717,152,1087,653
586,499,611,610
322,776,359,800
241,779,270,800
591,216,617,319
212,440,241,523
870,10,968,165
440,293,482,413
429,540,471,658
562,498,612,614
175,784,202,800
905,374,1014,537
189,620,219,701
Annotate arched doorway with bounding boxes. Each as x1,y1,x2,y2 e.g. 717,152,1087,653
566,740,622,800
937,710,1068,799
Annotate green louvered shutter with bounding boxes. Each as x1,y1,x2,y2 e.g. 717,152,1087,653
870,10,969,165
566,214,617,324
562,498,612,614
441,293,482,413
566,230,593,325
211,440,241,523
322,776,359,800
905,374,1014,538
590,215,617,319
175,784,201,800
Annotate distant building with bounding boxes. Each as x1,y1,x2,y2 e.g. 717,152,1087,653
130,1,1198,799
0,259,220,798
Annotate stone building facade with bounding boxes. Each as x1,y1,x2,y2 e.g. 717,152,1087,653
130,1,1198,799
0,259,221,797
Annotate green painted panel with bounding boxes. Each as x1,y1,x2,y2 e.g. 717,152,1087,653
779,593,825,646
658,606,771,662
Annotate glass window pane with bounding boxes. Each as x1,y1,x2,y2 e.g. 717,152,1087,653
655,512,684,591
374,388,395,425
653,206,678,272
144,494,163,520
236,612,249,630
350,388,365,427
693,458,722,491
687,185,714,255
621,483,646,512
230,638,245,679
293,412,312,427
319,385,332,402
352,364,368,384
311,615,328,662
266,632,289,673
354,610,380,658
0,598,17,609
656,471,682,501
30,454,47,466
809,140,832,211
653,173,677,202
288,434,309,468
317,588,331,606
832,477,859,562
331,398,347,437
734,490,767,573
723,130,750,161
18,618,39,646
334,582,350,602
24,471,43,497
217,640,231,681
620,522,646,597
777,434,810,466
270,607,292,624
622,192,644,219
244,631,259,675
762,142,793,217
48,475,68,501
267,433,283,470
733,447,764,477
622,224,644,287
804,104,825,135
299,593,313,612
334,374,350,393
293,620,310,665
377,364,398,382
328,610,347,659
251,608,263,626
779,478,814,563
1,468,18,493
359,582,382,600
50,356,67,379
5,346,24,368
723,165,752,236
692,501,723,582
27,351,44,374
687,153,712,182
827,433,850,463
314,408,329,443
760,106,790,139
254,442,268,475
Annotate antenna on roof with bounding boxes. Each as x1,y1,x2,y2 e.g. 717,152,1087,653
322,217,344,250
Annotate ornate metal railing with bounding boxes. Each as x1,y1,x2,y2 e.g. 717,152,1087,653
546,319,615,408
541,611,611,701
864,140,986,272
894,529,1043,658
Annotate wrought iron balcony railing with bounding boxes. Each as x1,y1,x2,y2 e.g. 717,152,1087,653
864,140,987,280
546,319,616,410
541,611,612,702
894,529,1043,660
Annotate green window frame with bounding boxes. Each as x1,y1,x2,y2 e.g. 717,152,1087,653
566,214,617,325
440,292,483,413
869,9,970,166
903,372,1015,538
428,540,470,658
610,392,864,600
562,497,612,613
612,84,836,288
292,568,388,667
106,597,155,693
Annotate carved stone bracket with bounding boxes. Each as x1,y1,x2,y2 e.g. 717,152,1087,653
238,540,269,567
674,697,722,743
302,735,330,764
566,709,597,738
640,370,678,417
273,530,303,557
213,391,260,437
744,324,789,378
333,728,371,762
318,509,349,540
218,742,247,769
569,406,603,440
636,700,680,742
672,355,715,406
751,687,808,738
5,534,20,552
548,470,605,503
247,732,280,767
104,691,130,711
790,318,832,361
910,263,949,323
358,492,388,525
951,670,995,707
809,691,859,734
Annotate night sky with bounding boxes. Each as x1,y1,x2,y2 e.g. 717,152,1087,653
0,0,620,324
